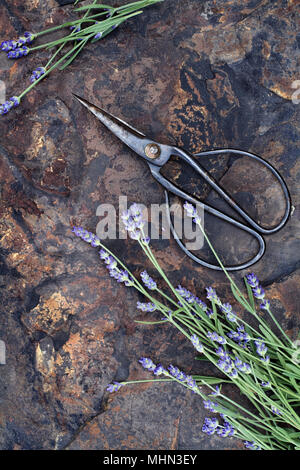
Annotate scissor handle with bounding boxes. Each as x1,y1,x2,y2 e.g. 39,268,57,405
149,164,266,271
174,147,291,235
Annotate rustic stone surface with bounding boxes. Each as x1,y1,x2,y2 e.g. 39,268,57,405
0,0,299,450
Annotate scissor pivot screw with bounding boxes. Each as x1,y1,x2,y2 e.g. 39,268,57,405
145,143,161,159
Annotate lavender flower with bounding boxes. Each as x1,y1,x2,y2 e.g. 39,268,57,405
7,46,30,58
260,299,270,310
246,273,259,288
168,365,186,382
210,385,221,397
186,375,197,388
202,417,219,435
140,271,157,290
121,203,146,240
183,201,201,225
261,381,271,388
221,303,237,322
190,334,204,353
244,441,261,450
137,301,156,312
271,405,282,416
254,339,268,358
227,325,250,347
153,364,166,376
106,381,124,393
216,348,235,374
260,355,270,364
0,96,20,115
72,226,101,247
175,285,196,304
234,357,251,374
206,331,227,345
246,273,267,302
229,368,238,378
203,400,219,413
206,287,221,305
17,32,35,46
30,66,46,83
70,25,81,32
253,285,265,300
139,357,156,371
94,31,103,39
1,40,18,51
217,421,235,437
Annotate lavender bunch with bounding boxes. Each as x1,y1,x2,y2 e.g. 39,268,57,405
0,0,164,115
73,202,300,450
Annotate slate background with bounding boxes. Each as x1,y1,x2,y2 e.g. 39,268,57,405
0,0,299,450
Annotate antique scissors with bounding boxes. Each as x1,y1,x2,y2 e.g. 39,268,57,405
73,94,291,271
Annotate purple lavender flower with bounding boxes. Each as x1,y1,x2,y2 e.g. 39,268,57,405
94,31,103,39
106,381,124,393
17,32,35,46
72,226,101,247
115,269,133,287
246,273,271,309
210,385,221,397
217,420,235,437
234,357,251,374
221,303,237,322
206,287,221,305
252,285,265,300
246,273,259,288
216,348,235,374
261,381,271,388
137,301,156,312
30,66,46,83
260,355,270,364
1,40,18,51
190,334,204,353
271,405,282,416
140,271,157,290
7,46,29,58
203,400,219,413
244,441,261,450
139,357,156,371
186,375,197,388
260,299,270,310
0,96,20,115
202,417,219,435
183,201,201,225
229,368,238,378
168,365,186,382
254,339,268,358
153,364,166,376
175,285,197,304
121,203,146,240
70,25,81,32
206,331,227,345
227,325,250,347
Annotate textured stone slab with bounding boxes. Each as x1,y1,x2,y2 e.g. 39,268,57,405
0,0,299,450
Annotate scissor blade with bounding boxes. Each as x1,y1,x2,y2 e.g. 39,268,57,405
73,94,150,154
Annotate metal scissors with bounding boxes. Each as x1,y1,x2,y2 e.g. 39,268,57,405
73,94,291,271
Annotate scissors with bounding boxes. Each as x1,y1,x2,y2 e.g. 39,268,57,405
73,94,291,271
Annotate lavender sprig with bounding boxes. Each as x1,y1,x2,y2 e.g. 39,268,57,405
1,0,164,115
